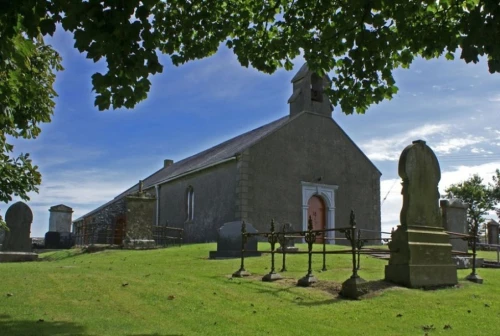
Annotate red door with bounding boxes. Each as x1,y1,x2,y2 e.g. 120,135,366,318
114,218,126,245
308,196,326,243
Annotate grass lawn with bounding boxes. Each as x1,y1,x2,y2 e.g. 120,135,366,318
1,243,499,336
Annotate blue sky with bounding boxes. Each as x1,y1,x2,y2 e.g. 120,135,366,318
4,29,500,237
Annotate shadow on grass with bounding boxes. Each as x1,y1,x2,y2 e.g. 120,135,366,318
225,275,399,305
0,314,87,336
38,249,85,261
127,334,184,336
127,334,183,336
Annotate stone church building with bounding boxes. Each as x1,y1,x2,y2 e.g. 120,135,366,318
73,64,382,244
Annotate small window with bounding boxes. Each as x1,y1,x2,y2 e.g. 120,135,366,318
186,186,194,221
311,73,323,102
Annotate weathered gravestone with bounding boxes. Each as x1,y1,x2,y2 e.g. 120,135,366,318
209,221,262,259
44,231,74,249
0,202,38,262
441,198,469,252
0,229,4,248
440,198,473,269
123,182,156,249
277,223,299,252
487,220,499,246
48,204,73,232
385,140,457,288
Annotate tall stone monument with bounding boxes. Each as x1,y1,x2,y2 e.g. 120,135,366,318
385,140,457,288
123,180,156,249
48,204,73,232
0,202,38,262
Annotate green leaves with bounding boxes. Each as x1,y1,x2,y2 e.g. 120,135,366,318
2,0,500,115
446,174,498,234
0,15,61,204
39,19,56,36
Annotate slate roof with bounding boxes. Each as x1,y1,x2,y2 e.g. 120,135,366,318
74,115,290,221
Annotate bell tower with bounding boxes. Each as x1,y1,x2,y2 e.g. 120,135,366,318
288,64,333,118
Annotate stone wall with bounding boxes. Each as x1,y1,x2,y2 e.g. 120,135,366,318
246,111,381,242
73,199,126,245
91,199,126,227
158,161,238,243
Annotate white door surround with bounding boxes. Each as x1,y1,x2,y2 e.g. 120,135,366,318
301,182,338,244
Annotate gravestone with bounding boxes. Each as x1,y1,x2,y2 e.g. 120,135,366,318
277,223,299,252
440,198,473,269
45,231,61,249
209,221,262,259
440,199,469,253
385,140,457,288
44,231,74,249
48,204,73,232
0,202,38,262
0,229,4,248
123,183,156,249
487,220,499,245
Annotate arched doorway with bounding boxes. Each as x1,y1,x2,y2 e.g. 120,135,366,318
114,218,126,245
307,195,326,243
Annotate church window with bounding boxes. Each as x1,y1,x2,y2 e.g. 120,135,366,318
186,186,194,221
311,73,323,102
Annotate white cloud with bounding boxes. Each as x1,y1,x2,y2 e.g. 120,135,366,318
488,94,500,102
361,123,451,161
1,168,138,237
381,161,500,231
433,136,487,154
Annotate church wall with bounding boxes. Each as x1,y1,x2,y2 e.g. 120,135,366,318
247,112,381,242
157,161,238,243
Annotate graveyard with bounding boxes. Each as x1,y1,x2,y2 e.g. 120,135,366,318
0,243,499,336
1,139,500,335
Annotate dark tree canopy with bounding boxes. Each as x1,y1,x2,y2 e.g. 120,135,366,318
2,0,499,114
1,0,500,225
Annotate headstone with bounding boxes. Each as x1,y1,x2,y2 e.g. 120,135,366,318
45,231,61,249
0,202,38,262
123,191,156,249
0,229,5,248
277,223,299,252
48,204,73,232
59,232,75,249
487,220,499,245
385,140,457,288
209,221,262,259
440,199,469,253
2,202,33,252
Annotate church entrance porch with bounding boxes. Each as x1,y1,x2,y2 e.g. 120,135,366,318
307,196,326,243
301,182,338,244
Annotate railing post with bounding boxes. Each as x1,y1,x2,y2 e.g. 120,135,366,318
356,230,365,271
466,219,483,284
278,225,288,272
322,230,327,271
263,219,282,281
297,216,318,287
232,221,250,277
339,210,366,299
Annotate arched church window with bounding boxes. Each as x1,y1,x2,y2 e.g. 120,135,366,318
186,186,194,221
